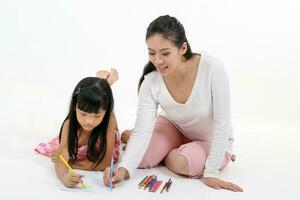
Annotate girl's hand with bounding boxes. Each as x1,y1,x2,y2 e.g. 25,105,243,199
96,68,118,85
103,167,128,188
202,177,243,192
62,170,84,188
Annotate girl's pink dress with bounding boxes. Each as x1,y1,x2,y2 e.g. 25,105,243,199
34,131,120,163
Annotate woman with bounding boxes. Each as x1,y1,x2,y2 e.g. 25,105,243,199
104,15,243,192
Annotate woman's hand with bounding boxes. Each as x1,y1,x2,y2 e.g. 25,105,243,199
103,167,128,188
96,68,118,85
202,177,243,192
121,129,131,143
62,170,84,188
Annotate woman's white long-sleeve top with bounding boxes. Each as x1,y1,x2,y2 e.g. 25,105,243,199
119,53,234,178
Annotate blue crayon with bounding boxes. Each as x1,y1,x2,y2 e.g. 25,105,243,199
109,156,114,192
145,176,157,190
148,178,158,191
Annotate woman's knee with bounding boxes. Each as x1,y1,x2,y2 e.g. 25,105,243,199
164,149,189,175
177,142,208,177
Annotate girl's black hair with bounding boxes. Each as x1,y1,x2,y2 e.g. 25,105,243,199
59,77,114,167
138,15,194,91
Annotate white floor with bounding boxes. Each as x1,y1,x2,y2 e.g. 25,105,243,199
0,118,299,200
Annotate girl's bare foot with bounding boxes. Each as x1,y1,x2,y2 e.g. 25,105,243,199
96,68,118,85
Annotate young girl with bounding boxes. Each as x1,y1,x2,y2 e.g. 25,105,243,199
35,69,120,188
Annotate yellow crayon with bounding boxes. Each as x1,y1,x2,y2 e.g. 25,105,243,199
59,154,86,188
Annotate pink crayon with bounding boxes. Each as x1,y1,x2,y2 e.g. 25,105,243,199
151,180,162,192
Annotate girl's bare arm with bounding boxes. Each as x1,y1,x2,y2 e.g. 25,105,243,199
54,120,84,187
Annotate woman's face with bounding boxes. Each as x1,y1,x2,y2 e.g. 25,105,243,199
146,34,186,76
76,104,106,132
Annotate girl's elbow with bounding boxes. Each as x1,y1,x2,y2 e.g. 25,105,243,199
93,161,110,171
98,166,106,171
99,160,111,171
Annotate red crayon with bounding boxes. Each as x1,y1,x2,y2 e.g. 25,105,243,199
140,175,154,189
151,180,162,192
149,180,159,192
144,176,156,190
139,175,152,189
148,177,157,191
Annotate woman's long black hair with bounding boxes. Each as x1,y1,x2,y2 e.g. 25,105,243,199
59,77,114,167
138,15,194,91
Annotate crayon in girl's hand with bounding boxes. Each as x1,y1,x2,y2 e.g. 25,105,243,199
109,156,114,192
59,154,87,188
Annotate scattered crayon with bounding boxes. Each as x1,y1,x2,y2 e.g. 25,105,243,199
138,174,173,193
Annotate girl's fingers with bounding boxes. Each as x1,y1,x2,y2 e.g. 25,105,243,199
111,169,119,183
71,173,82,178
71,180,80,186
50,157,56,163
65,179,79,188
70,176,82,183
72,177,82,183
111,169,120,187
50,151,57,162
68,173,84,183
103,167,110,186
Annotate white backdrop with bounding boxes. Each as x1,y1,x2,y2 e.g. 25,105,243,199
0,0,299,138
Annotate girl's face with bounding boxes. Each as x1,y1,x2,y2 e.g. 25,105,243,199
146,34,187,76
76,104,106,132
